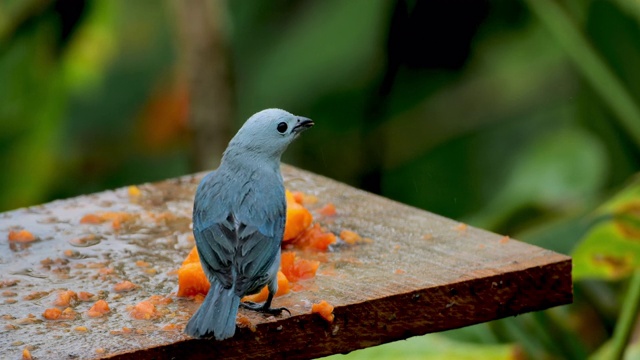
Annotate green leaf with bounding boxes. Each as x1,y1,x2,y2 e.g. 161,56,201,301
573,177,640,280
573,222,640,280
596,175,640,215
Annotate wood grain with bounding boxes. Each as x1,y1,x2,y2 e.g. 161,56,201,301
0,165,572,359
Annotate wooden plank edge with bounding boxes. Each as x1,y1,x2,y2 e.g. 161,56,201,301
104,256,572,359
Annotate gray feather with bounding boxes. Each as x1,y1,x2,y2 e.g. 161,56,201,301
185,281,240,340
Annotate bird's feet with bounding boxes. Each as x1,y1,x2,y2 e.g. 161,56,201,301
241,301,291,316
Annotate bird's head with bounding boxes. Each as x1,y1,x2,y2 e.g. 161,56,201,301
224,108,314,162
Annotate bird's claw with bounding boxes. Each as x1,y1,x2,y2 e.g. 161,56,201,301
267,306,291,316
241,301,291,316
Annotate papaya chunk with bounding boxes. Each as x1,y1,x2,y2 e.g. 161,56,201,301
311,300,334,323
241,271,290,303
294,223,336,251
177,261,210,297
281,251,320,282
284,190,313,241
8,230,36,243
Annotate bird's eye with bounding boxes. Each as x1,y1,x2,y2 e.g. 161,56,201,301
277,122,288,133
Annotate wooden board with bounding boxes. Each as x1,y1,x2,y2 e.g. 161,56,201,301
0,165,572,359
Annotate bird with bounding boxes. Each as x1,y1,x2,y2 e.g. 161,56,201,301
185,109,314,340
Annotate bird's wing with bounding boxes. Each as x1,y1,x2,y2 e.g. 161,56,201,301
233,210,285,296
192,171,237,288
192,170,285,294
233,178,285,296
193,213,238,288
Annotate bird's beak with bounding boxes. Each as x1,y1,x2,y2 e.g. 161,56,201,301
292,117,314,134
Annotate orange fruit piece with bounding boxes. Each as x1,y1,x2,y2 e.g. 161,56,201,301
177,261,210,297
280,251,320,282
241,271,290,303
339,229,362,245
129,300,159,320
78,291,94,301
53,290,77,307
296,223,336,251
182,246,200,266
317,203,336,217
113,281,136,292
87,299,110,317
8,230,36,243
43,308,62,320
60,307,77,320
80,212,134,230
283,190,313,241
290,191,305,204
311,300,335,323
80,214,105,224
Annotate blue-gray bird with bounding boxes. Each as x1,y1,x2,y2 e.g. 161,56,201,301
185,108,314,340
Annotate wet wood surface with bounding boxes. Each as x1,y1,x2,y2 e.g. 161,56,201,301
0,165,572,359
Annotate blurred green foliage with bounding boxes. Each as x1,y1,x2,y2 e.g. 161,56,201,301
573,178,640,280
2,0,640,358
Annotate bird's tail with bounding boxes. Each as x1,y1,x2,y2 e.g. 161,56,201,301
185,281,240,340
